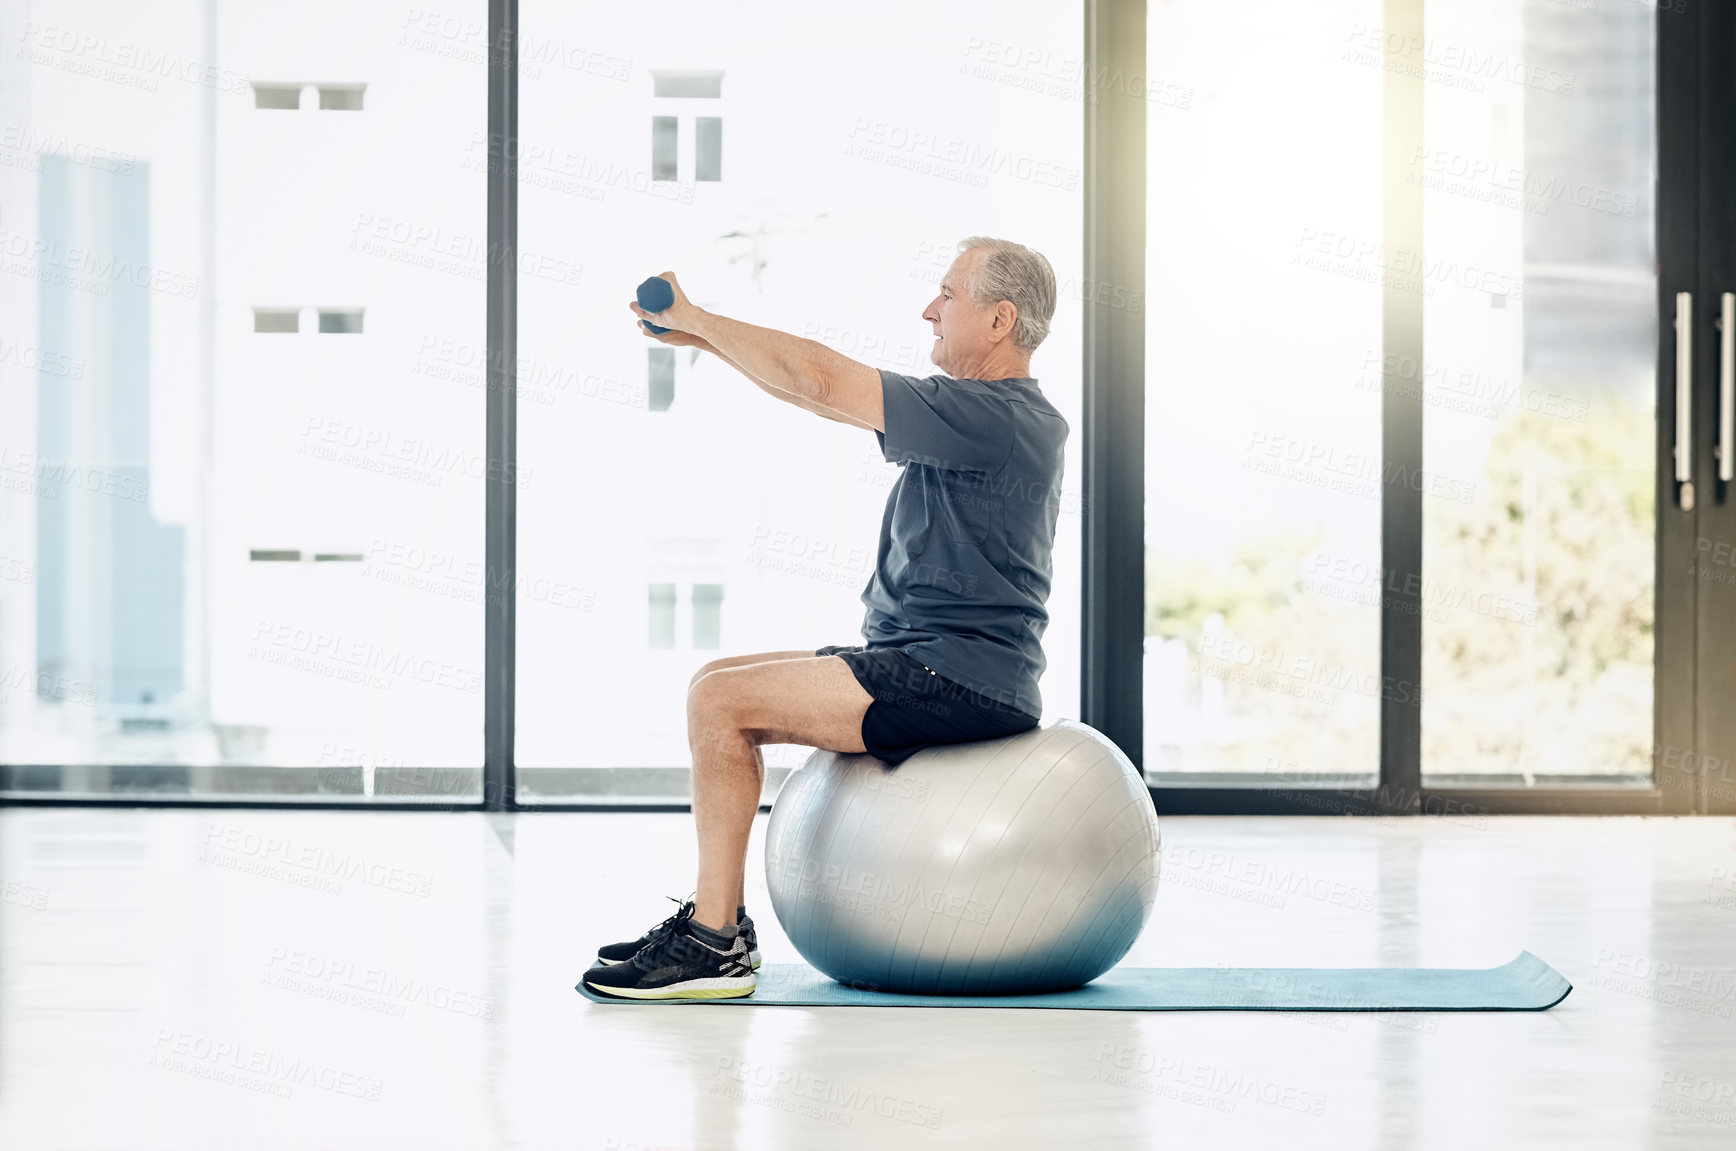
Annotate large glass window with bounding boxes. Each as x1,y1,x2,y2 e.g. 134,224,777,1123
1144,0,1384,784
1418,0,1655,784
0,1,1671,810
0,1,487,799
1145,0,1658,791
514,0,1086,800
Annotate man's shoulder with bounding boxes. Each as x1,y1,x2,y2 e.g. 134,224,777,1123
885,371,1068,439
939,373,1065,412
887,370,997,392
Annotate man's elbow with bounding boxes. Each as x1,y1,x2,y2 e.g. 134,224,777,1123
795,365,830,405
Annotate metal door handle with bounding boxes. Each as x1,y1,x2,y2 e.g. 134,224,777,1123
1719,292,1734,484
1676,291,1694,509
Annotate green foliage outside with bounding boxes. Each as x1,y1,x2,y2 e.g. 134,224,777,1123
1146,400,1655,779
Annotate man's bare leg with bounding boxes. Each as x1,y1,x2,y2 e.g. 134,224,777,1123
687,650,825,914
686,655,872,933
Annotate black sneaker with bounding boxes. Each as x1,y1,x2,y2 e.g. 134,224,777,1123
582,911,756,1001
595,897,761,970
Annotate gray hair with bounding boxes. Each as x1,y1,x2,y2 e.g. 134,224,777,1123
956,236,1057,353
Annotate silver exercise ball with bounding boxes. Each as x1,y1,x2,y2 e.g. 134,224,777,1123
764,720,1161,995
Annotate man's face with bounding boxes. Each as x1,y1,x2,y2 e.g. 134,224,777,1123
922,250,993,376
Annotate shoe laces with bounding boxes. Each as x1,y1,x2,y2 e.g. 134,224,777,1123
630,896,702,971
640,894,695,947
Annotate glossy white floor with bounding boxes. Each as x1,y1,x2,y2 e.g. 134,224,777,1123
1,808,1733,1150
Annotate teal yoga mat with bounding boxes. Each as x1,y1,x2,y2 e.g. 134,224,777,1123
577,951,1571,1011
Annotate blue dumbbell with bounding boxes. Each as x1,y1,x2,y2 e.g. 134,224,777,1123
637,276,674,334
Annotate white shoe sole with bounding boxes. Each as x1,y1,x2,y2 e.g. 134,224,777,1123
584,972,758,1000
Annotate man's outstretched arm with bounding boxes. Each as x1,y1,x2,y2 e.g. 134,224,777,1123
628,299,870,427
704,338,879,431
687,312,885,432
630,272,886,431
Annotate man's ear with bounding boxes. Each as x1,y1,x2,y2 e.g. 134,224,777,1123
992,301,1019,340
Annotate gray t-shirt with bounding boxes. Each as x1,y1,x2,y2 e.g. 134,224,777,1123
859,369,1069,718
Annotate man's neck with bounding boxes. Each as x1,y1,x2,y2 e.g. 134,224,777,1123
953,357,1033,381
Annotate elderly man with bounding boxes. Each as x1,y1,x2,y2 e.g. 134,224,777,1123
584,237,1068,1000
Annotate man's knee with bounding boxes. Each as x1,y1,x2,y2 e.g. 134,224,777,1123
686,671,737,729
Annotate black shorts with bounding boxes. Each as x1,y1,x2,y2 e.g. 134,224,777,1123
814,644,1040,766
